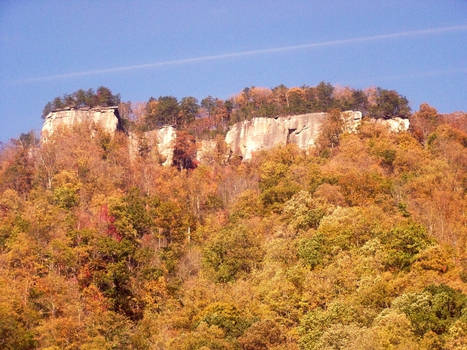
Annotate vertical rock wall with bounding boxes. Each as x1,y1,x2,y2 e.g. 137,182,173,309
128,126,177,166
41,106,121,139
224,111,362,160
41,108,410,166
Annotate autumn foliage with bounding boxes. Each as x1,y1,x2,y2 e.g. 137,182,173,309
0,100,466,349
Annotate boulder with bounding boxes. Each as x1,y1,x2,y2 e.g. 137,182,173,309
375,117,410,132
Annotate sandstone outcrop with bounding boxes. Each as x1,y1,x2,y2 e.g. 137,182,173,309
42,106,121,139
225,111,362,160
375,117,410,132
41,108,411,166
129,126,176,166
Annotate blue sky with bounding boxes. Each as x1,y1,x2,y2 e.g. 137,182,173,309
0,0,466,142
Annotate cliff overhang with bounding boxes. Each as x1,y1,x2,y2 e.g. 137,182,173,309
41,106,122,140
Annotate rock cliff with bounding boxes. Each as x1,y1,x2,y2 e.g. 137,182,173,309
225,111,362,160
375,117,410,132
41,106,121,139
41,108,410,166
128,126,176,166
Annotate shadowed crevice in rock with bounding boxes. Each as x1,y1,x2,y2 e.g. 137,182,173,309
286,128,296,144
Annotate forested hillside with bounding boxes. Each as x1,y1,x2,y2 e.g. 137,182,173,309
0,98,466,349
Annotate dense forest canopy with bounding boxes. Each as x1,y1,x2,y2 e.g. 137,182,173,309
3,87,466,349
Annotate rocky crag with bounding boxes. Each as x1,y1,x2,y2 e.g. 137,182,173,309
41,106,122,140
374,117,410,132
42,109,409,165
128,127,176,166
225,111,362,160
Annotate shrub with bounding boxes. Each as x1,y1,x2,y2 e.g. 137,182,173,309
393,284,466,336
297,233,325,269
317,206,383,251
202,225,264,282
298,302,360,350
238,319,286,350
196,302,251,338
380,223,431,270
282,191,330,231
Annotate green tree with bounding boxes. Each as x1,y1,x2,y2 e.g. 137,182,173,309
52,96,64,109
74,88,87,107
202,224,264,282
350,89,369,115
370,88,410,119
42,86,120,119
380,223,432,270
201,96,217,117
41,102,53,119
287,88,308,114
96,86,120,106
85,88,98,106
393,284,466,336
157,96,179,126
178,96,199,128
196,302,251,338
315,81,335,111
0,302,37,350
297,233,325,269
52,171,80,209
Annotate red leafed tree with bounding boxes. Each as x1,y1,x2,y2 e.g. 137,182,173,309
99,204,121,241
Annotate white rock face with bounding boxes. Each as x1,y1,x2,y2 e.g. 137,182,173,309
42,107,410,167
342,110,363,132
42,107,120,140
155,126,177,166
225,111,362,160
375,117,410,132
129,126,176,166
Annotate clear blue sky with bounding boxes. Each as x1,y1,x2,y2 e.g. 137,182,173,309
1,0,466,142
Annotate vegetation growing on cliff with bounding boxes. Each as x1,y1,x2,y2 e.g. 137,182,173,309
134,83,411,138
43,83,411,138
42,86,121,118
2,100,466,348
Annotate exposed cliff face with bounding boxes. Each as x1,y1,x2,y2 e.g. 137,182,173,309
225,111,362,160
42,106,121,139
41,108,410,166
153,127,177,166
129,126,176,166
375,117,410,132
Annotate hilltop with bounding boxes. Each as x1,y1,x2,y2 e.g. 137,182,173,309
0,83,466,349
40,82,413,168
